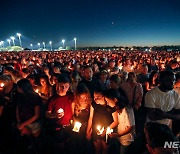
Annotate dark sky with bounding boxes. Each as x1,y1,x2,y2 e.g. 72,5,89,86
1,0,180,48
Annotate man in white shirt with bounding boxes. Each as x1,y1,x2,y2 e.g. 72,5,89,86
145,71,180,127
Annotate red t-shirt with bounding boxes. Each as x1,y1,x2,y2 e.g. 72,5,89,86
47,92,74,126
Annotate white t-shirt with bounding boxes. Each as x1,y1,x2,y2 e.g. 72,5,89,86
117,107,135,145
145,86,180,126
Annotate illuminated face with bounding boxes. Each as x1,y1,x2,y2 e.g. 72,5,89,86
100,73,107,81
94,92,105,105
84,68,93,81
142,66,148,74
105,97,116,107
40,78,47,86
57,82,70,96
109,61,115,68
126,59,131,65
79,93,88,101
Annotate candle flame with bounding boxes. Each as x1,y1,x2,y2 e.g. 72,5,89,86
97,125,104,135
106,127,113,135
0,83,4,88
57,108,64,114
35,89,39,93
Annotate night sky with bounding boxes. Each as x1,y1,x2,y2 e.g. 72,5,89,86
1,0,180,48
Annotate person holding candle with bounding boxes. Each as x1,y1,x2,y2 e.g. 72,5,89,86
104,89,135,154
16,79,42,153
46,74,74,153
39,75,53,104
86,87,118,154
70,83,92,153
73,83,91,134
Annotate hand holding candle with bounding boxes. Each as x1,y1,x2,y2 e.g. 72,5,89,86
106,127,113,143
72,121,82,133
57,108,64,119
106,127,113,135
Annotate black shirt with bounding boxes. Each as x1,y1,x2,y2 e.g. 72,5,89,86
17,93,41,122
79,78,102,97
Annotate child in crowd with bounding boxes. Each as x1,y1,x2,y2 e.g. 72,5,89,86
104,89,135,154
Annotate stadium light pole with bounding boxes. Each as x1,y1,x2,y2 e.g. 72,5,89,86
42,42,45,49
74,38,77,50
30,44,33,50
1,41,4,48
17,33,22,47
49,41,52,51
38,43,41,49
7,39,11,46
62,39,65,49
11,36,15,46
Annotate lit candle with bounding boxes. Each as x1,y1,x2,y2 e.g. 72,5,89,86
119,66,123,70
72,121,82,133
177,57,180,62
35,89,39,93
0,83,5,88
108,69,110,73
57,108,64,114
106,127,113,143
97,125,104,135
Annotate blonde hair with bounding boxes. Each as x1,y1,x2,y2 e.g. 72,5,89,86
73,83,92,116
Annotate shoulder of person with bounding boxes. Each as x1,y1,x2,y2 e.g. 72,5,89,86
147,86,158,94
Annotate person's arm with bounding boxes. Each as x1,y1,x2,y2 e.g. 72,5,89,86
17,105,40,130
111,125,135,137
71,102,75,115
146,108,166,121
145,81,150,91
161,109,180,120
86,105,94,139
109,111,118,129
134,84,143,110
49,86,53,97
147,107,180,121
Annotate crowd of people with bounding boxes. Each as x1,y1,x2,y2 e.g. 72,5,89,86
0,50,180,154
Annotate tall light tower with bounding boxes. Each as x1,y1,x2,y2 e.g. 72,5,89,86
17,33,22,47
74,38,77,50
38,43,41,49
62,39,65,49
7,39,11,46
42,42,45,49
30,44,33,50
1,41,4,48
49,41,52,51
11,36,15,46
